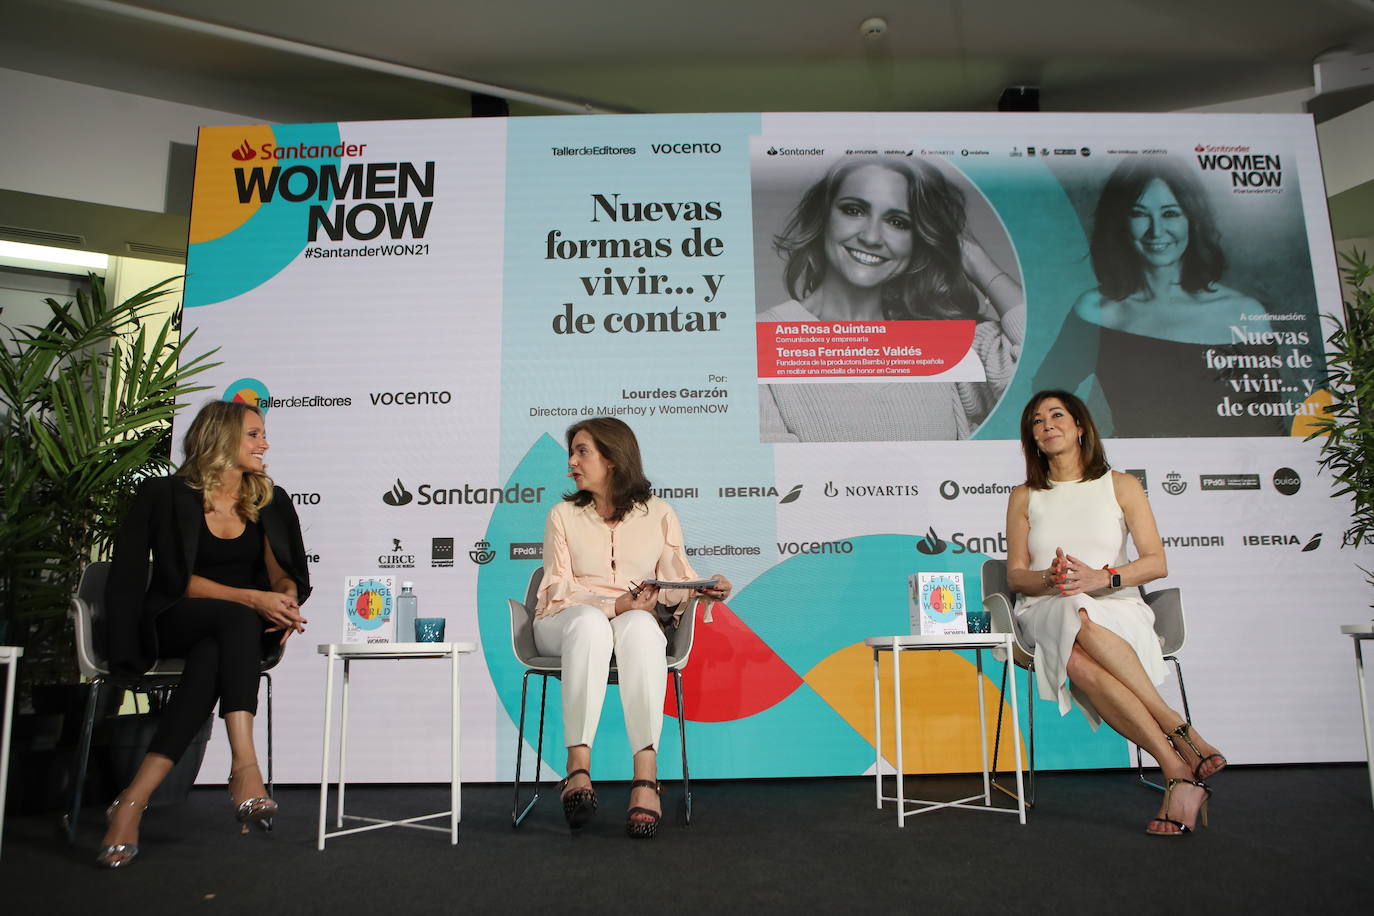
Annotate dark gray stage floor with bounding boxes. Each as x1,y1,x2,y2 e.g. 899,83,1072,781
3,766,1372,914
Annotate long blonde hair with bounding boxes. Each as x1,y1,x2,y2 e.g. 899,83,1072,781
176,400,274,520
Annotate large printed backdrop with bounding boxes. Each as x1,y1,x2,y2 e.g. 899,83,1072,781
183,112,1366,784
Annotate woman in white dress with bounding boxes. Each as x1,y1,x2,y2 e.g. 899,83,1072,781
1004,390,1227,835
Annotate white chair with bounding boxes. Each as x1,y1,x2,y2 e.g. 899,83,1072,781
980,558,1191,806
0,644,21,861
64,561,281,843
508,566,699,827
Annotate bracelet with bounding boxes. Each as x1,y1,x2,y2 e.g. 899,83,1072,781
987,270,1012,286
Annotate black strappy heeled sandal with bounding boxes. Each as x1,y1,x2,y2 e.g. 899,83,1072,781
1168,722,1228,781
625,779,662,839
560,768,597,829
1145,778,1211,836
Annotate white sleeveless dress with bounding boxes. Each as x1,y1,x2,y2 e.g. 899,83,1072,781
1013,473,1167,727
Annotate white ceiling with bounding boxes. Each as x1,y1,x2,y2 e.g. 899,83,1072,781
2,0,1372,257
2,0,1371,120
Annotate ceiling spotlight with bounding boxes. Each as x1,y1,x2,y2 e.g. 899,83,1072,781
860,17,888,39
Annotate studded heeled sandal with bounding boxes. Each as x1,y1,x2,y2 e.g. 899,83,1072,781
1145,778,1211,836
560,768,598,829
95,796,149,869
625,779,662,839
1168,722,1227,781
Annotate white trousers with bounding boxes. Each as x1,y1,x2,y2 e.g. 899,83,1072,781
533,604,667,752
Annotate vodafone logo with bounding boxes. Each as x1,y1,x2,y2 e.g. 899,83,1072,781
231,140,256,161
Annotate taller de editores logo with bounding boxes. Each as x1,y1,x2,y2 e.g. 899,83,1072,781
223,378,271,414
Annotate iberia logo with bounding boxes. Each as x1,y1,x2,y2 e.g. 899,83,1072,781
231,140,256,161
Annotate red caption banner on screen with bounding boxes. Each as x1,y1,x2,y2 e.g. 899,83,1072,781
756,320,981,383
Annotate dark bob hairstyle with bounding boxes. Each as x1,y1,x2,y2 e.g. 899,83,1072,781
1089,156,1226,302
561,416,654,523
774,156,979,320
1019,390,1110,490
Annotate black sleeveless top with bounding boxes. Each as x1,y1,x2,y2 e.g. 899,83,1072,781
195,516,265,590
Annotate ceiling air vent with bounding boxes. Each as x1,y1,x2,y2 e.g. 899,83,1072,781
125,241,186,259
0,225,86,247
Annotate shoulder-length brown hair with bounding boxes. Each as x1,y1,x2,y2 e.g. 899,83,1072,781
561,416,653,523
1090,156,1226,301
774,156,979,320
175,400,274,519
1019,390,1110,490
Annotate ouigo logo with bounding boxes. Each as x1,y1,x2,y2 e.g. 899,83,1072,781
223,378,271,414
231,140,256,161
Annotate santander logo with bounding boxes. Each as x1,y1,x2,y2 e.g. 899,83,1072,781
231,140,256,161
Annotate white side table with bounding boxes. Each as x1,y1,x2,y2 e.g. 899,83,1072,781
0,646,21,861
316,642,476,849
1340,623,1374,810
864,634,1026,826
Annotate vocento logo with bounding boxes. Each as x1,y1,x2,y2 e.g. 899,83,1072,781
224,378,271,414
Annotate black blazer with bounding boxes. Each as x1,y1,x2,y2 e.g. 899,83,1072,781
102,475,312,679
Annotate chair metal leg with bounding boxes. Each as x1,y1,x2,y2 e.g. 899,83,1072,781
63,678,105,845
262,671,275,830
1137,655,1189,791
673,670,691,825
512,671,547,827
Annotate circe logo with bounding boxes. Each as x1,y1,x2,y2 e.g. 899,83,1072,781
382,479,414,506
469,539,496,565
916,527,948,555
1273,467,1301,496
224,377,271,414
824,481,838,497
1162,472,1187,495
231,140,256,161
940,480,960,500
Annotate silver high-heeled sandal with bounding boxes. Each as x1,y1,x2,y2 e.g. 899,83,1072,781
95,797,148,869
229,763,279,827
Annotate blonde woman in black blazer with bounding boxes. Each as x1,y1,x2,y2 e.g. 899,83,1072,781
97,401,311,868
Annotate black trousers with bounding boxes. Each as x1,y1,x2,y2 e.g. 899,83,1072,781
146,598,272,762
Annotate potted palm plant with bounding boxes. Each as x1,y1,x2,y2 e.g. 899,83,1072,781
1309,250,1374,571
0,273,218,809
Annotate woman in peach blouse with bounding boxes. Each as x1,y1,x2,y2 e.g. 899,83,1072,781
535,417,731,838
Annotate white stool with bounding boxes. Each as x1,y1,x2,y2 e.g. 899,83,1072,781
1340,623,1374,810
865,634,1026,826
316,642,476,848
0,646,22,861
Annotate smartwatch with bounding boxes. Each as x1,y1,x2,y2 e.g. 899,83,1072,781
1104,566,1121,589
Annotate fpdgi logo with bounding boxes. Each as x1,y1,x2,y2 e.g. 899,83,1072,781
383,479,414,506
916,527,948,555
231,140,256,161
1162,472,1187,495
1273,467,1301,495
224,377,271,414
469,540,496,565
